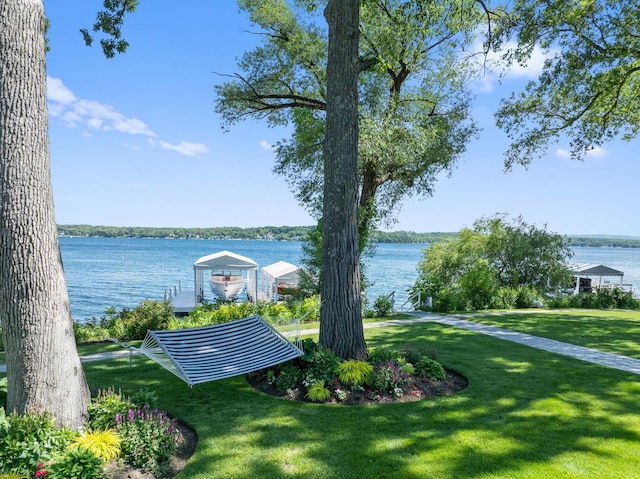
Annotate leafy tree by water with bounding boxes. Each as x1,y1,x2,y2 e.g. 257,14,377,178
216,0,485,239
413,214,574,310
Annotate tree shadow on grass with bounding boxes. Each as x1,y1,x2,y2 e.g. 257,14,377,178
84,322,640,478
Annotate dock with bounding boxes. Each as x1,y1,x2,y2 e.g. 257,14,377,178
170,289,197,314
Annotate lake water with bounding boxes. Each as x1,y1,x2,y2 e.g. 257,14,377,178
59,237,640,322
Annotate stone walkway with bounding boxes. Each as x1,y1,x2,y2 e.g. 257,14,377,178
1,312,639,375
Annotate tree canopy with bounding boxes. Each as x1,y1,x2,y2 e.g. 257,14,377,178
216,0,487,237
495,0,640,168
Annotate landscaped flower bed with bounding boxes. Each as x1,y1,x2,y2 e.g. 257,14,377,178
0,387,190,479
247,339,468,405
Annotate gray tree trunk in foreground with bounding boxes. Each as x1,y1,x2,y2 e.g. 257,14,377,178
318,0,368,359
0,0,90,428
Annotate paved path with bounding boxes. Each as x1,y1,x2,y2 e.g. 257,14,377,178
404,312,640,375
1,312,639,375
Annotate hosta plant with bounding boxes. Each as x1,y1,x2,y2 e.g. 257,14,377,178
415,357,446,380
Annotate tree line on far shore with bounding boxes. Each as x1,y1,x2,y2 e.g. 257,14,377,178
56,224,640,247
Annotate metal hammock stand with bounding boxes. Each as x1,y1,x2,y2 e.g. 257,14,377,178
112,314,303,387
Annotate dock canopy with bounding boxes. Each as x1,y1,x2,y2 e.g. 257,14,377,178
261,261,301,301
570,263,624,277
570,263,624,294
193,251,258,303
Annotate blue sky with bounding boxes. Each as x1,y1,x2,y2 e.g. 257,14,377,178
44,1,639,237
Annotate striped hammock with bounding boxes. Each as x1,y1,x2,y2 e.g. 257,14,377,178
137,315,303,386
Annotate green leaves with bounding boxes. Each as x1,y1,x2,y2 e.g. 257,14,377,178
80,0,139,58
415,214,574,309
495,0,640,167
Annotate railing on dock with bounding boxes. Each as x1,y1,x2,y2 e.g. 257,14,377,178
164,280,182,301
399,290,432,312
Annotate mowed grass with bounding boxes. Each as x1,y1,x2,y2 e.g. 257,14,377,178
80,314,640,479
462,309,640,359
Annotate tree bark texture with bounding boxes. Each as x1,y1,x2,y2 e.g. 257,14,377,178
0,0,90,428
319,0,367,359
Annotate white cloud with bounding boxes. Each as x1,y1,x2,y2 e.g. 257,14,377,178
47,77,76,104
159,140,209,159
48,80,156,138
87,118,103,130
260,140,274,151
468,39,557,92
556,146,608,159
112,117,155,137
586,146,607,158
47,77,207,158
503,42,551,79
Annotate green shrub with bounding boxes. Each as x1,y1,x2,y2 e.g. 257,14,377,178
72,317,109,343
305,381,331,403
336,360,373,388
258,302,292,323
46,446,105,479
400,344,437,365
87,387,134,431
407,275,444,310
400,362,415,375
290,295,321,323
300,343,340,386
115,404,181,473
495,287,519,309
0,411,73,476
514,285,538,309
122,299,175,340
275,364,304,392
130,389,158,408
414,357,446,380
368,347,398,365
432,287,468,313
458,260,498,310
373,295,394,317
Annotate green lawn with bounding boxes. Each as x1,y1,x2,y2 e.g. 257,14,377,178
79,315,640,479
462,309,640,359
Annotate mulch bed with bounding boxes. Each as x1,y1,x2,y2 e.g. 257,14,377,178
247,369,468,405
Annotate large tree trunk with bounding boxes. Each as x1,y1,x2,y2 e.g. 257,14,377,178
0,0,90,429
319,0,367,359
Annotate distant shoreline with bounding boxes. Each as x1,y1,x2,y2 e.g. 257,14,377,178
57,225,640,248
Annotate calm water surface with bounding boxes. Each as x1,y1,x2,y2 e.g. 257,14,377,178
59,237,640,322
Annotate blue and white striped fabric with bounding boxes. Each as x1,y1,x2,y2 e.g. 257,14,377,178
139,315,303,386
